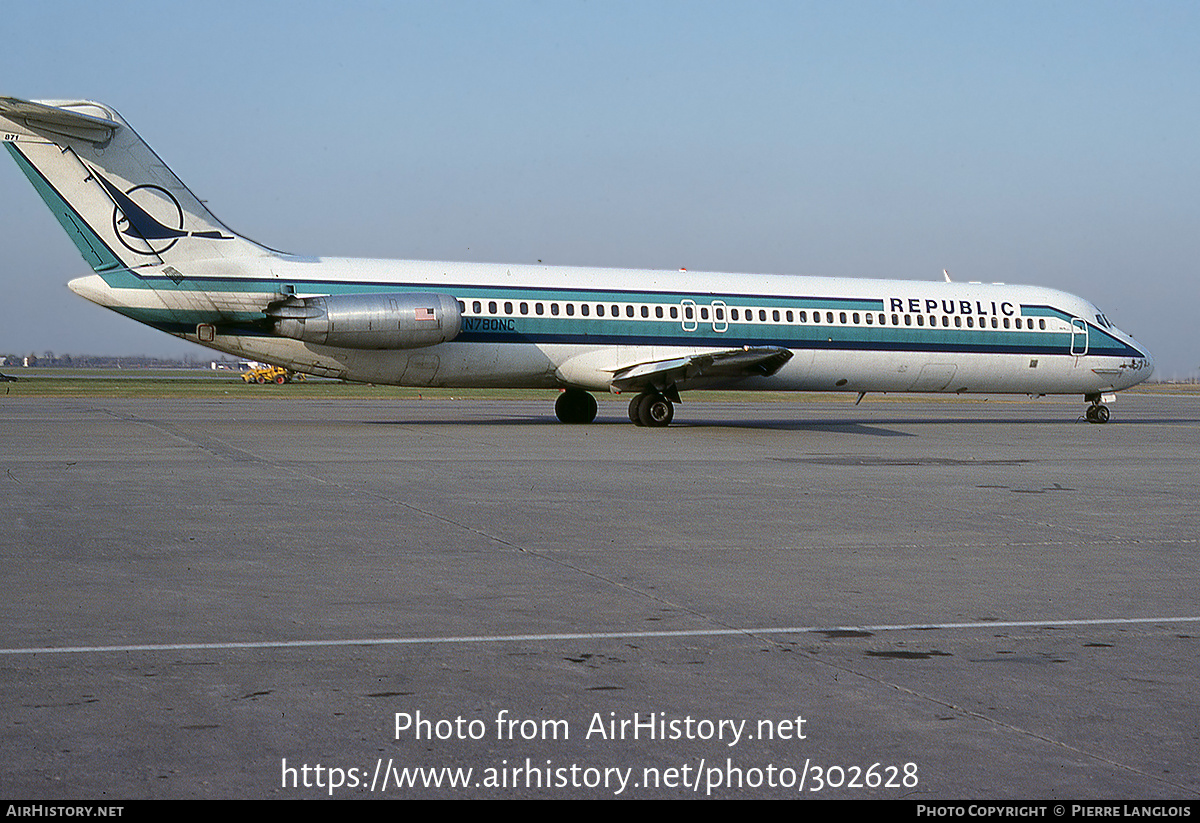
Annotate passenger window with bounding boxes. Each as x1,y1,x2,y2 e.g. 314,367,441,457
566,304,574,316
488,301,497,314
520,302,528,315
865,313,873,325
581,304,589,316
759,309,767,321
786,310,793,322
641,306,649,318
504,302,513,314
655,306,663,318
596,305,604,317
670,307,678,319
473,300,482,313
840,312,847,324
799,311,807,323
535,303,544,315
551,303,559,316
772,309,780,322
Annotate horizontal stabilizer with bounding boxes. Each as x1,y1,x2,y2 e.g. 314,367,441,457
610,346,793,393
0,97,118,143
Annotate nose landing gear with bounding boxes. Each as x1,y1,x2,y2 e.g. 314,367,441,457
1083,393,1112,424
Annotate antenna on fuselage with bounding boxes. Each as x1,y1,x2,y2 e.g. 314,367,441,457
943,269,952,282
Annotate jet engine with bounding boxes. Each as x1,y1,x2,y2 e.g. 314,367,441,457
267,292,461,349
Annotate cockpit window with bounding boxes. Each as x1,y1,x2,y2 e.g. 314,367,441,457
1095,312,1111,328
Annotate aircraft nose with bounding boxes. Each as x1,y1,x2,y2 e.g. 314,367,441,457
1122,338,1154,388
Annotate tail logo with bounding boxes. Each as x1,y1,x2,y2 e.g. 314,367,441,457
89,166,231,255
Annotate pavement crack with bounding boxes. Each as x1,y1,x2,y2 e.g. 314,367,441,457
756,636,1196,795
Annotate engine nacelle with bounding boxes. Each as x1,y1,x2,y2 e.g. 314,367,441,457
268,292,461,349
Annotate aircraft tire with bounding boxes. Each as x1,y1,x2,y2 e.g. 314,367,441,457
629,395,646,425
1091,404,1110,424
556,389,597,424
638,394,674,427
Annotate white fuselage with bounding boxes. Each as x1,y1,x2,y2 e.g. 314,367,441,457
68,254,1154,397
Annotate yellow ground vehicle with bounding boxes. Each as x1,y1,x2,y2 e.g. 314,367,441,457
241,366,306,385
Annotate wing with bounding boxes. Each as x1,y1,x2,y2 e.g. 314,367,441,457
610,346,793,394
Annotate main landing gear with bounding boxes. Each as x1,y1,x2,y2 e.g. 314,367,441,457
554,388,598,423
554,387,678,427
1084,393,1111,424
628,391,675,427
549,391,676,429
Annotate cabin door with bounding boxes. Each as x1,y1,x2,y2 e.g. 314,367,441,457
1070,318,1089,356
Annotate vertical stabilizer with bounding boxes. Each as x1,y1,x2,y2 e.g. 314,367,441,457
1,97,273,271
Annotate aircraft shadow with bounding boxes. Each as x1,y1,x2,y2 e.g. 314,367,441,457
364,413,1193,434
364,416,913,436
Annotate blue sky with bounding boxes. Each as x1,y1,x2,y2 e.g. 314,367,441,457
2,1,1196,376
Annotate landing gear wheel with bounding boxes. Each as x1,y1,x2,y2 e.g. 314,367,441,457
629,395,645,425
637,393,674,427
555,389,598,423
1086,404,1110,424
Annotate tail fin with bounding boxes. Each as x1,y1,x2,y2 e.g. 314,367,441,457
1,97,273,271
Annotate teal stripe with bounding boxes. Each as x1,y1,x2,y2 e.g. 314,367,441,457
119,304,1071,349
108,275,886,312
5,143,124,272
98,276,1139,355
112,282,1096,345
1021,305,1073,320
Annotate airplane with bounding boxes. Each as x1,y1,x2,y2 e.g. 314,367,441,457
2,96,1154,426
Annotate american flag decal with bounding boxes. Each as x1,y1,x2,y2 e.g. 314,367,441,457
415,307,436,321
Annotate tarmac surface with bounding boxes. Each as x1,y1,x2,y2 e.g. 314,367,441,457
1,392,1197,799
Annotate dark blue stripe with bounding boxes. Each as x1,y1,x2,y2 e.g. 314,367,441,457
138,317,1141,359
